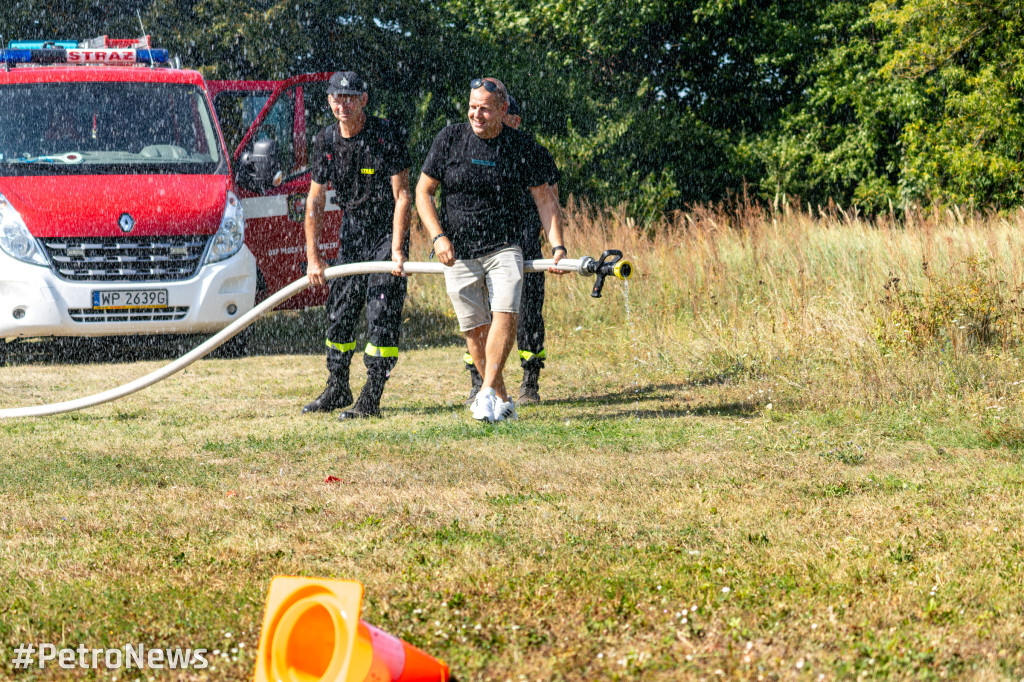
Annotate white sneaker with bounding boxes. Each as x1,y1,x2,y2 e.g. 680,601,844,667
471,387,497,422
494,396,518,422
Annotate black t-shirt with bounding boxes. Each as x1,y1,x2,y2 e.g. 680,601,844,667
421,123,550,259
518,140,561,254
310,116,411,250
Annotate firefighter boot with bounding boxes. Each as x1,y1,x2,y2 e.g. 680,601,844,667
519,365,541,405
465,362,483,406
338,368,388,420
302,368,353,414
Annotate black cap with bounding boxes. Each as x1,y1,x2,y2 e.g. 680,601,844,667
327,71,367,96
507,94,521,117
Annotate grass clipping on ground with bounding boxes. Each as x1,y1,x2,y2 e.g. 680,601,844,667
3,202,1024,680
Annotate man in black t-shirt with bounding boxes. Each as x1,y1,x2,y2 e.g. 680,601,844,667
302,71,412,420
462,94,561,406
416,77,568,423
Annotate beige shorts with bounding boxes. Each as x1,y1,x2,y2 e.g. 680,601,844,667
444,246,523,331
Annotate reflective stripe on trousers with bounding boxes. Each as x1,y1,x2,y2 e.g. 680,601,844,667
365,343,398,358
465,349,547,366
326,339,357,352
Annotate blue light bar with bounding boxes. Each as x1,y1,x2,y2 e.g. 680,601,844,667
0,49,33,64
8,40,78,49
0,47,169,65
0,49,68,64
136,49,169,63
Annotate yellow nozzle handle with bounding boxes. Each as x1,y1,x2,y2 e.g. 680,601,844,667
613,260,633,280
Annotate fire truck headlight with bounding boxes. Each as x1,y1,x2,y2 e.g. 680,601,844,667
206,191,245,264
0,192,47,266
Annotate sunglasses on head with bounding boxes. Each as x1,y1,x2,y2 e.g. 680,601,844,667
470,78,500,93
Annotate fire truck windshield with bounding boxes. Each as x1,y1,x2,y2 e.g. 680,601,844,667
0,82,226,176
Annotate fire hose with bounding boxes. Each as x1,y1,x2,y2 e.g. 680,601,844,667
0,251,632,419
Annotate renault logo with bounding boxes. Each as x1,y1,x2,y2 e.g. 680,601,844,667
118,213,135,233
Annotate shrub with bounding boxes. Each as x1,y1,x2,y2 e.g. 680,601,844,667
874,256,1023,353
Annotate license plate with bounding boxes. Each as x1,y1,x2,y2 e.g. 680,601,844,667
91,289,169,309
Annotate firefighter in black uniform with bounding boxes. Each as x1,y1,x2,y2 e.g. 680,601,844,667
464,94,560,405
302,71,412,419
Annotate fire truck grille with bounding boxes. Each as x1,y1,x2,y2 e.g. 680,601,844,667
43,236,210,282
68,307,191,323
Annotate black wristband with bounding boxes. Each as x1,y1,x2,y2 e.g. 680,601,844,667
432,233,448,245
552,245,567,256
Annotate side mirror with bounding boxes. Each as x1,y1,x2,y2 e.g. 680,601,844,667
237,139,281,193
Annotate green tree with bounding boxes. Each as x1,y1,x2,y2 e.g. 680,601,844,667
153,0,490,162
0,1,152,42
755,1,913,212
444,0,821,217
876,0,1024,207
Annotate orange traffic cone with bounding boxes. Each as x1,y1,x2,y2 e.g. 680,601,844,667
253,576,450,682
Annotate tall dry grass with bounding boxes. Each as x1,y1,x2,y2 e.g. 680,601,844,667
410,199,1024,413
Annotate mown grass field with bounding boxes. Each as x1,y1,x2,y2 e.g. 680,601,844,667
3,203,1024,680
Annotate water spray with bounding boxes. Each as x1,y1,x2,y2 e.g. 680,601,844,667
0,254,632,419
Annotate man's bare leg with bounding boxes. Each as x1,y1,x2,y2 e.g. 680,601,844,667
482,311,517,401
465,324,489,383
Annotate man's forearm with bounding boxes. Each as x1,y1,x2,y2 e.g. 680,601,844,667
304,214,324,260
304,190,327,259
539,191,564,250
415,175,454,265
546,217,564,252
415,189,443,239
392,193,411,251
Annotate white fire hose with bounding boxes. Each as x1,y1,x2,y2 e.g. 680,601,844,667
0,255,630,419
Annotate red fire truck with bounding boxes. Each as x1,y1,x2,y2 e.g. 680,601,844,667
0,36,340,351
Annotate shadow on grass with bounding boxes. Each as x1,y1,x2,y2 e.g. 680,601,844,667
539,383,684,407
1,302,463,366
518,383,762,420
383,394,758,421
385,403,465,417
598,402,760,420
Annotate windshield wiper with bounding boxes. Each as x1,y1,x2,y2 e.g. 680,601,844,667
9,153,85,165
